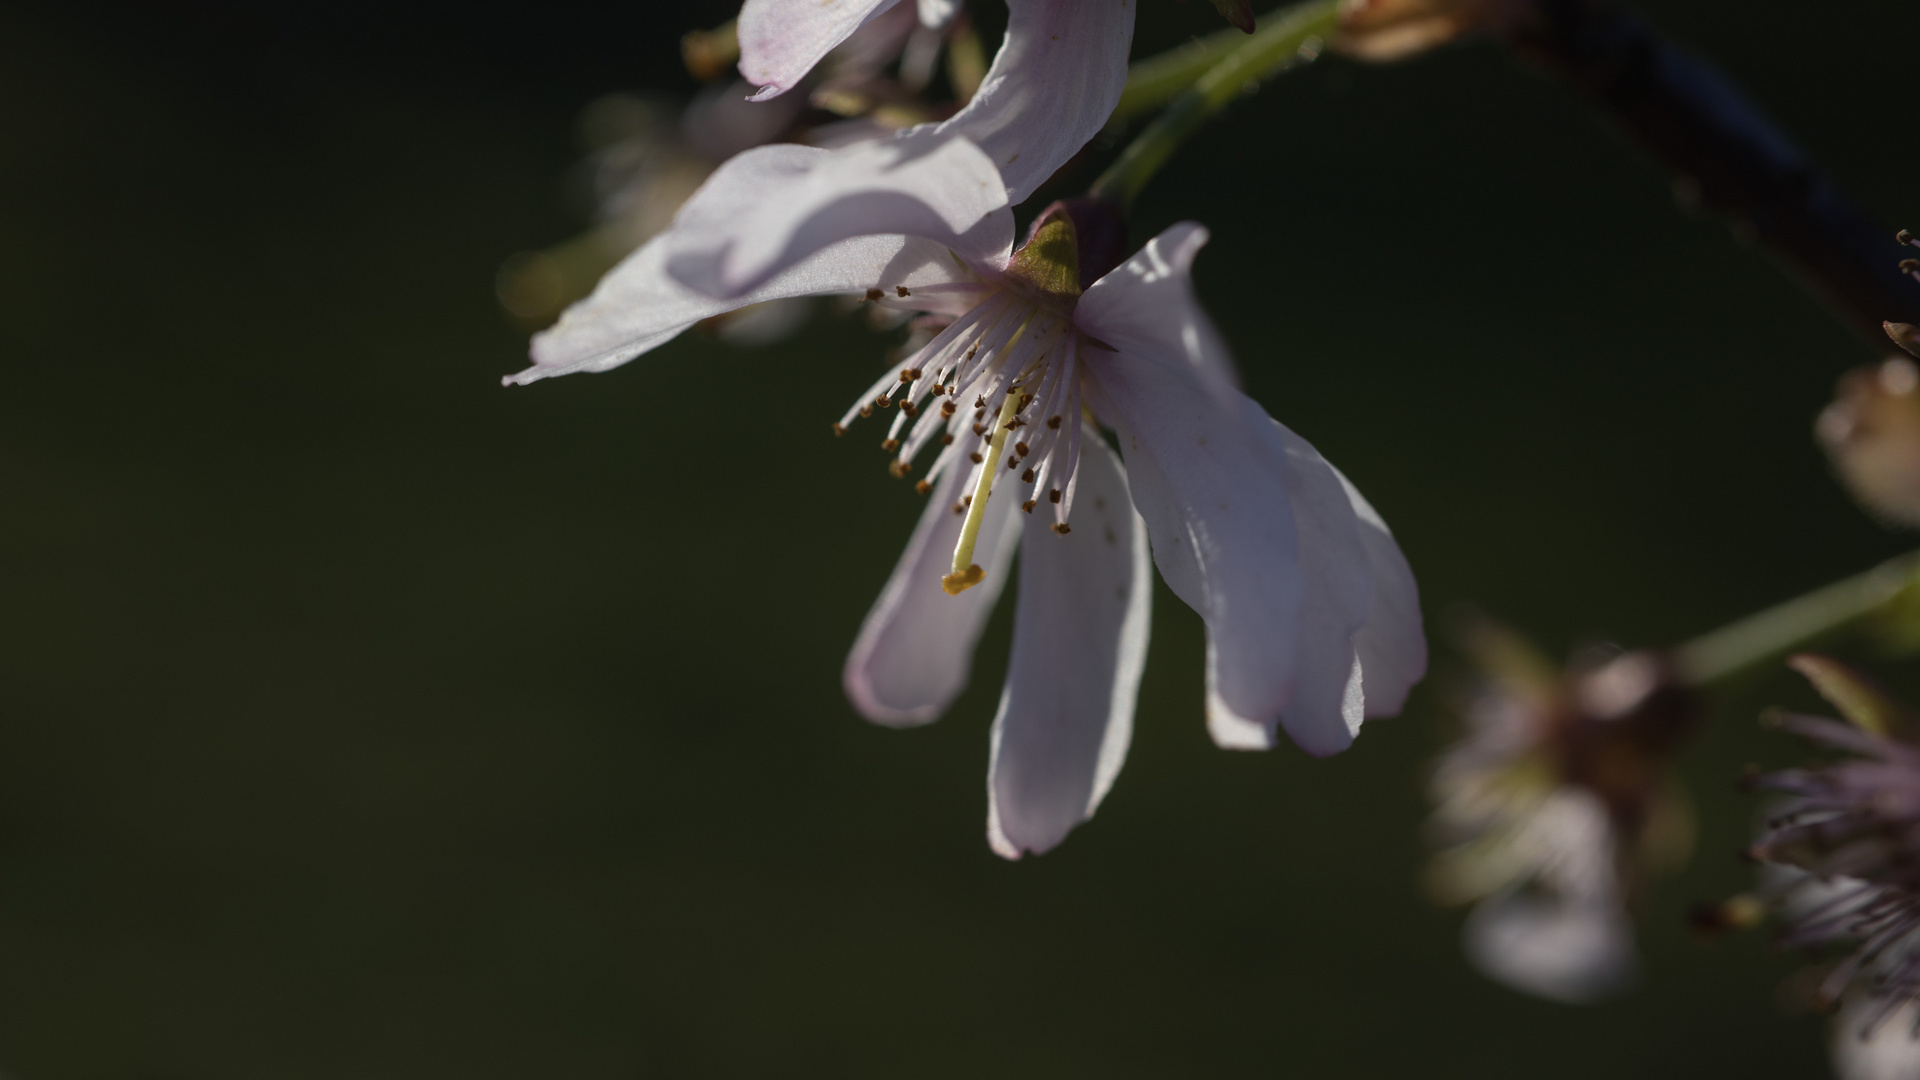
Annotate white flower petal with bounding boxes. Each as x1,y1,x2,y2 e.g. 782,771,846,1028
1269,420,1374,757
1833,994,1920,1080
1462,790,1635,1004
916,0,960,29
1076,221,1240,392
986,437,1150,859
737,0,903,102
843,460,1025,727
1329,465,1427,718
510,232,969,385
665,135,1013,300
929,0,1136,205
1088,351,1303,753
1462,891,1637,1004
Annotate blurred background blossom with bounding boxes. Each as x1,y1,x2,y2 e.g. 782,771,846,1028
1818,356,1920,531
1427,618,1696,1001
1721,659,1920,1080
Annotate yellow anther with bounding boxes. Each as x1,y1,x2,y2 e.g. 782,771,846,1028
940,564,985,595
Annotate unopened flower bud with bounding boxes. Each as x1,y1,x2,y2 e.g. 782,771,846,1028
1886,321,1920,360
1334,0,1523,63
1816,357,1920,528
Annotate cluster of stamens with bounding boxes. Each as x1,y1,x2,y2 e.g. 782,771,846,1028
1748,712,1920,1031
833,283,1087,595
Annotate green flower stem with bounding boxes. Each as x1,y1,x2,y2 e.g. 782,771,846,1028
1090,0,1341,208
1671,551,1920,685
1113,22,1263,120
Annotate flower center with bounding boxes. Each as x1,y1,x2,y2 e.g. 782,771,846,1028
833,215,1092,595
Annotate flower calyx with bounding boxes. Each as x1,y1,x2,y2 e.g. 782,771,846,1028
1006,211,1085,303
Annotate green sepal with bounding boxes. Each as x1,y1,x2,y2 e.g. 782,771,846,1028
1787,653,1914,737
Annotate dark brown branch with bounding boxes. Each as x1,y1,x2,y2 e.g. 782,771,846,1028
1504,0,1920,346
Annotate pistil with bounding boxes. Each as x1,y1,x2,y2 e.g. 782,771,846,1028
942,389,1023,595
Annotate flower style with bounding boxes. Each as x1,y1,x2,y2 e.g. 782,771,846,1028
1739,656,1920,1074
1427,619,1695,1002
739,0,1138,205
505,127,1426,856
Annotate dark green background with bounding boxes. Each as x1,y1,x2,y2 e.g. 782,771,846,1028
4,1,1917,1075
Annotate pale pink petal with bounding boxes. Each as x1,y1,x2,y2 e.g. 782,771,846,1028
843,460,1025,727
930,0,1136,205
987,437,1150,859
664,134,1013,300
1086,351,1303,752
1268,420,1374,757
830,1,921,79
509,232,969,386
1329,464,1427,718
1463,892,1636,1003
1081,225,1420,747
737,0,902,102
1833,994,1920,1080
1076,222,1240,392
1462,791,1635,1003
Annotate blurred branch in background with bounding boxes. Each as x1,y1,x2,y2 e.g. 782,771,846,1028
1674,551,1920,686
1502,0,1920,345
1112,0,1920,346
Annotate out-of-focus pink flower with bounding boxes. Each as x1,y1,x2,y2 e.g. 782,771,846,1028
1833,993,1920,1080
507,132,1425,856
1428,620,1696,1002
1817,357,1920,529
1742,657,1920,1064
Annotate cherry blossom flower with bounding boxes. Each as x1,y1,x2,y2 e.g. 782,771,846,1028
505,131,1425,856
1738,658,1920,1072
1428,621,1695,1001
739,0,1137,205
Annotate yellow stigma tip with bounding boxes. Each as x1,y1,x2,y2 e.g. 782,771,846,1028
940,565,985,595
